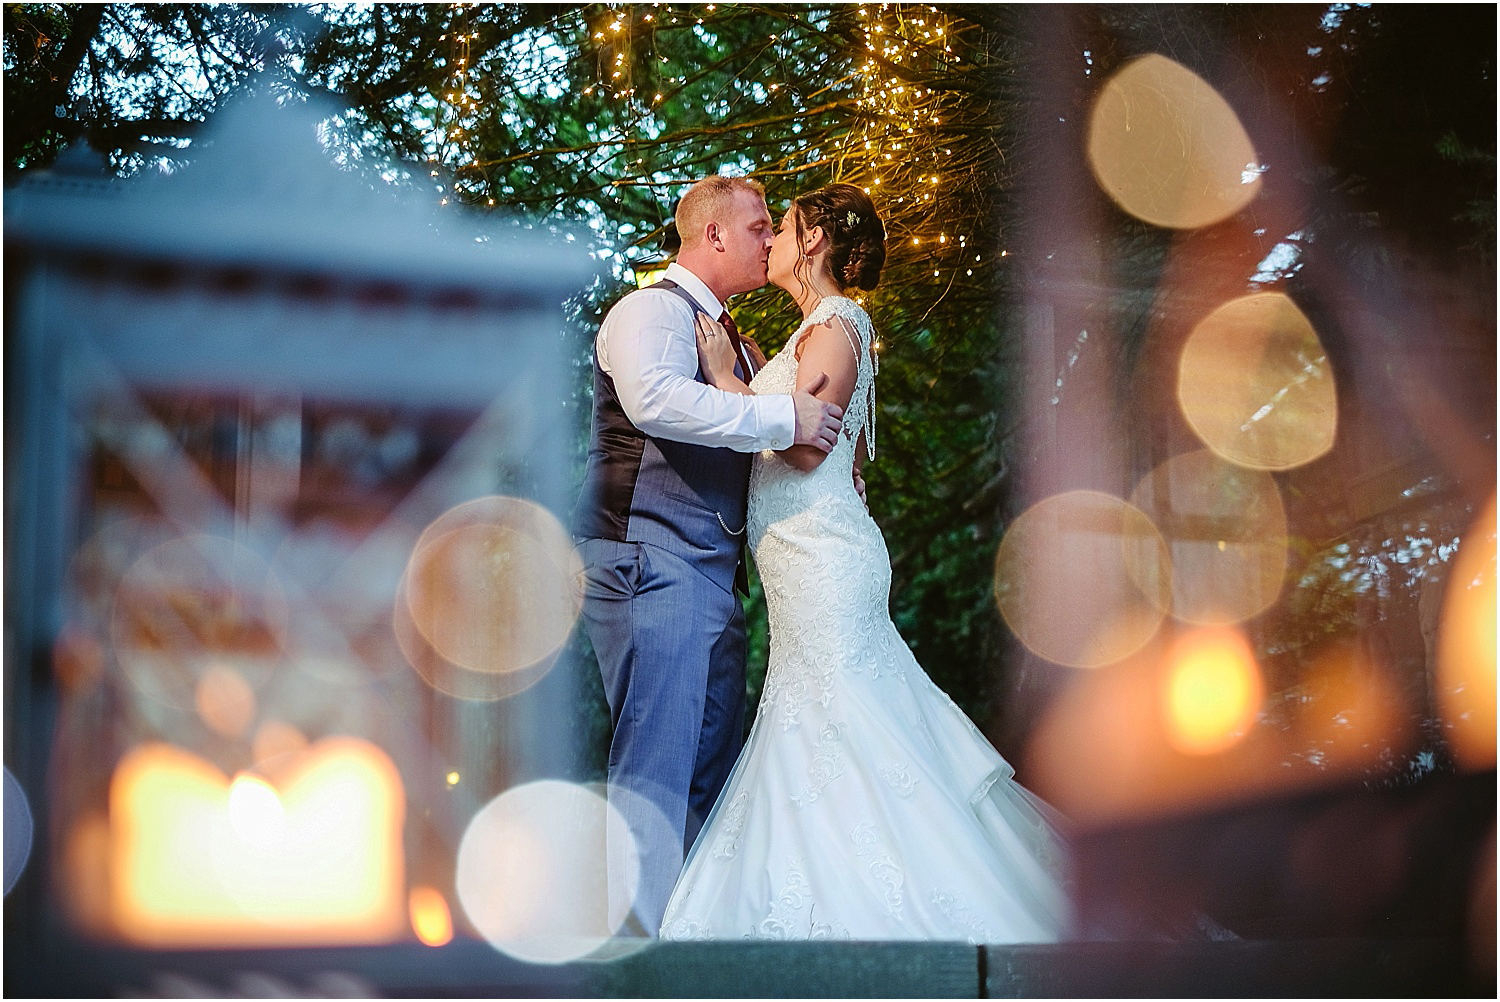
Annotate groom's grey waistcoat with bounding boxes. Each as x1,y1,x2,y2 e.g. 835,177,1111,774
574,280,750,592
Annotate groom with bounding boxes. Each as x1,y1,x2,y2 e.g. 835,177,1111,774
575,175,844,934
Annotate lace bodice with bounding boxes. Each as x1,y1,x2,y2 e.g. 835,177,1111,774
746,296,878,545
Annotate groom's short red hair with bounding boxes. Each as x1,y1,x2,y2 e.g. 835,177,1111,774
676,176,766,249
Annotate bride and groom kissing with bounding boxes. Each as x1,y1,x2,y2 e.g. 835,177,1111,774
574,175,1070,941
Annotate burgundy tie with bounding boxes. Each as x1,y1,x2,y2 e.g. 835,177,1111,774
719,310,754,376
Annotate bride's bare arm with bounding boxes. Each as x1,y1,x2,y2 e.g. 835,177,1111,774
782,319,859,471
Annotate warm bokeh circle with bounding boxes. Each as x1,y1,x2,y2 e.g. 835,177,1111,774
396,496,582,700
1129,449,1289,625
1088,54,1263,230
995,490,1171,668
1177,292,1337,471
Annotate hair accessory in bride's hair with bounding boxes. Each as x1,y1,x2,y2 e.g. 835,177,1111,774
846,210,859,228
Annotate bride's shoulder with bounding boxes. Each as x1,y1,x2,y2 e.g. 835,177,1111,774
815,293,862,315
792,301,876,366
808,295,872,328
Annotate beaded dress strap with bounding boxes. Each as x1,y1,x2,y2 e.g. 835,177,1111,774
803,297,877,462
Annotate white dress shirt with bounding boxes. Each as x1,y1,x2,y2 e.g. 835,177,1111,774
597,261,796,451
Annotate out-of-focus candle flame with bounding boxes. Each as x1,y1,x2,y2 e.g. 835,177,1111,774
60,812,113,937
1026,633,1401,824
1438,495,1497,771
110,738,405,947
226,773,286,848
409,885,454,947
1164,627,1263,755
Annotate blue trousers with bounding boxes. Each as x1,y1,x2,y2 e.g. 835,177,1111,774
578,537,746,935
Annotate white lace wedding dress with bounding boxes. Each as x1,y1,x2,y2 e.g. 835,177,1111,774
660,296,1072,942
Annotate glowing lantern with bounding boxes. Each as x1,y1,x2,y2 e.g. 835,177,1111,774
110,738,405,947
1027,633,1404,824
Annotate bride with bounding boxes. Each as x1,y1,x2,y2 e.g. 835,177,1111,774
659,183,1072,942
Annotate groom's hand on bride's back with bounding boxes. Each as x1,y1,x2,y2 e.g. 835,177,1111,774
792,372,843,453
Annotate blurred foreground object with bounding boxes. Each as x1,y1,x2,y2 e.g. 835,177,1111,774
110,739,404,947
5,86,588,985
1015,4,1494,963
1436,494,1497,772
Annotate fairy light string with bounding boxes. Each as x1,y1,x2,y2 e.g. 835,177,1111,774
423,4,1003,321
838,4,991,299
433,3,484,206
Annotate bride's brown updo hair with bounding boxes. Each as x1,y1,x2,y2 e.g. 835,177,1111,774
793,182,887,291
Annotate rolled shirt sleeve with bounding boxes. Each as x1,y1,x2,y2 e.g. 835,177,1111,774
599,289,796,452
